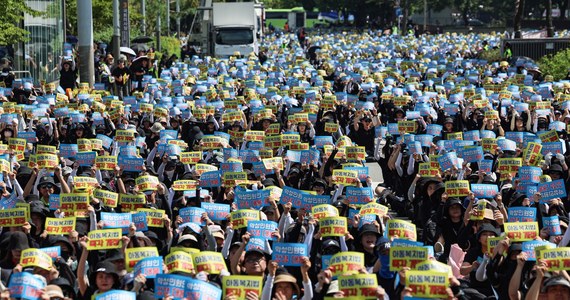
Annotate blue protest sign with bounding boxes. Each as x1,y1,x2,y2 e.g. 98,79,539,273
543,215,562,236
346,187,374,205
300,193,330,210
280,186,305,208
522,240,555,261
272,242,307,266
200,203,230,221
471,184,498,199
17,131,36,144
179,207,206,225
101,212,133,234
8,272,46,300
479,160,493,174
438,152,458,171
519,166,542,184
480,130,496,139
426,124,442,136
239,150,260,163
538,179,567,201
505,132,524,145
415,134,434,148
235,189,270,210
248,220,278,241
132,212,148,232
200,171,222,187
96,134,114,149
463,130,480,142
76,151,97,167
59,144,79,158
223,148,239,160
507,207,537,223
541,142,563,155
155,274,222,300
118,157,144,172
48,194,60,210
40,246,61,262
134,256,163,279
458,146,483,163
314,136,334,148
344,166,369,182
497,138,516,152
220,161,243,174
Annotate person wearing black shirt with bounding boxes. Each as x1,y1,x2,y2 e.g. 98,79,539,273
59,58,77,91
111,57,131,99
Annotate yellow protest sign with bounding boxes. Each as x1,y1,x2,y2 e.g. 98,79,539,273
416,260,453,277
20,248,52,270
487,236,504,257
405,271,449,298
359,202,389,217
346,146,366,162
447,132,463,140
90,139,103,150
201,136,223,150
263,135,282,149
0,208,27,227
93,189,118,208
59,193,89,218
312,204,339,220
397,120,417,133
324,122,338,133
265,123,281,136
389,246,428,271
77,139,92,152
223,172,248,186
8,138,26,153
386,219,417,241
230,209,260,229
137,208,165,227
136,175,159,191
165,251,195,273
328,252,365,276
444,180,471,197
281,133,301,146
504,222,539,242
119,194,146,212
418,163,439,177
332,170,359,186
222,275,263,298
262,157,283,170
73,177,98,190
289,142,309,150
115,130,135,143
172,180,198,191
539,130,559,143
195,163,218,176
36,145,57,154
180,152,202,165
125,247,159,271
319,217,348,237
193,251,227,274
45,217,76,235
95,156,117,170
481,138,497,154
539,247,570,271
244,130,265,142
497,158,522,180
87,229,123,250
338,274,378,300
523,142,542,166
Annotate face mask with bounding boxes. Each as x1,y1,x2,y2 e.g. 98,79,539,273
165,170,175,178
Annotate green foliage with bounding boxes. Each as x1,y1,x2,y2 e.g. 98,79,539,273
479,49,502,63
538,48,570,81
159,36,181,58
0,0,41,45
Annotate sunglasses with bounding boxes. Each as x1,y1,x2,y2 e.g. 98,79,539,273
40,184,54,189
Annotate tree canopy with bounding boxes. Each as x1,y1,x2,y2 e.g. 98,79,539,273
0,0,41,45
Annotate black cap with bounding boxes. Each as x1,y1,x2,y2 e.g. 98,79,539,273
359,224,380,239
322,239,340,250
9,231,29,251
477,223,499,240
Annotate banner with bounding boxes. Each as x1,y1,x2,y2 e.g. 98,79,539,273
87,228,123,250
165,251,194,274
332,169,359,186
95,291,136,300
346,146,366,162
405,270,449,299
459,146,483,163
118,156,144,172
235,189,270,210
101,212,131,233
338,274,378,299
539,247,570,271
222,275,263,299
522,240,556,262
504,222,539,242
45,217,76,235
73,177,98,190
389,246,429,271
125,247,159,271
543,215,562,236
35,153,58,169
200,170,222,187
272,243,307,267
386,219,417,241
437,152,458,171
136,175,159,191
497,158,522,179
0,208,27,227
328,252,365,276
76,151,96,167
538,179,567,201
319,217,348,237
180,152,202,165
519,166,542,184
346,187,374,205
193,251,227,274
359,202,389,217
445,180,471,197
523,142,543,166
179,207,206,225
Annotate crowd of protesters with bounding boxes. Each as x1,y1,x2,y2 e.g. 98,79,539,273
0,28,568,300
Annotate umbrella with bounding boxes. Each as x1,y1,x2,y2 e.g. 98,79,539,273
131,44,150,54
131,36,153,44
120,47,136,57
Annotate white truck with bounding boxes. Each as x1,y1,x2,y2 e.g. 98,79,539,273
212,2,260,57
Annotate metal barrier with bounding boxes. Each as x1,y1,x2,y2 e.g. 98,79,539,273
502,38,570,60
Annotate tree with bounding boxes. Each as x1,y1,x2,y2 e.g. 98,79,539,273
0,0,41,45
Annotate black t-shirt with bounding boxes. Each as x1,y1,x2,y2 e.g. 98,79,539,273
350,125,375,152
111,66,131,86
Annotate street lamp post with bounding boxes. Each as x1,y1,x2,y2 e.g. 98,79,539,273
78,0,95,87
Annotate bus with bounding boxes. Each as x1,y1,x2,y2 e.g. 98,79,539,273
265,7,323,30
